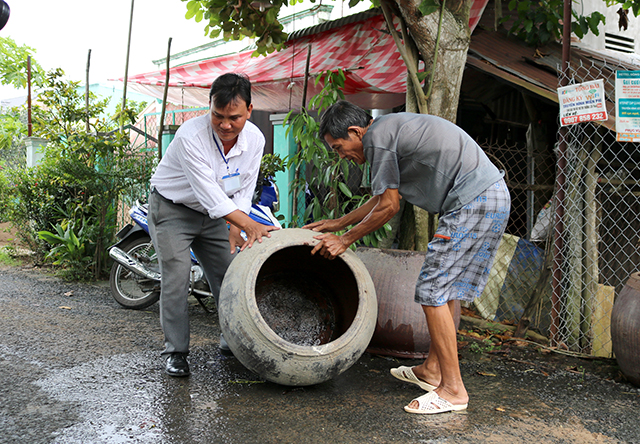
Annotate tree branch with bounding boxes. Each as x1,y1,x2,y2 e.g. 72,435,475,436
381,0,428,114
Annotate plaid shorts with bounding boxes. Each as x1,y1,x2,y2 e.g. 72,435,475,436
415,179,511,307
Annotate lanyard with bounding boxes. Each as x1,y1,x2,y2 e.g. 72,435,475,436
213,132,232,175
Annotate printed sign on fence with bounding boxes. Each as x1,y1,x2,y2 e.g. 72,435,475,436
557,79,607,126
615,70,640,142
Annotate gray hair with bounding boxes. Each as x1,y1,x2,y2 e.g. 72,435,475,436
319,100,372,140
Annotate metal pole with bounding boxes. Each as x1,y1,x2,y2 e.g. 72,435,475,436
121,0,134,132
551,0,572,346
158,37,172,161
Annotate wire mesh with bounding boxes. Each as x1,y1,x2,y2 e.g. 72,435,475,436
550,58,640,356
470,138,556,340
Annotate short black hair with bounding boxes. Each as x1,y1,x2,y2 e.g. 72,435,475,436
209,73,252,109
319,100,372,140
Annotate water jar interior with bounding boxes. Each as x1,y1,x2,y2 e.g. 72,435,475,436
254,245,359,346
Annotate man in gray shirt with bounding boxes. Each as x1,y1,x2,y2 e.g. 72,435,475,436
305,101,510,414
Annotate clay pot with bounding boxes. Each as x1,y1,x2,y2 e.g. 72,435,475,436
611,272,640,386
356,247,460,359
218,228,377,386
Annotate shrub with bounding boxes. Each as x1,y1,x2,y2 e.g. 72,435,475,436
0,69,154,279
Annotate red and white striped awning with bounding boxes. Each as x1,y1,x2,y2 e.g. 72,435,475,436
127,4,489,112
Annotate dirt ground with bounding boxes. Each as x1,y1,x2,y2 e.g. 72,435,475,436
0,222,16,245
1,233,639,443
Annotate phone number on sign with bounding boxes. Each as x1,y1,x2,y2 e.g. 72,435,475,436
561,112,607,125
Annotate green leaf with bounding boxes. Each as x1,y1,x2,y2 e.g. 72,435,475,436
419,0,440,16
416,71,431,83
38,231,65,245
524,19,533,33
338,182,353,198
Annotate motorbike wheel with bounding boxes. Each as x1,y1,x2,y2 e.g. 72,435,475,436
109,236,160,309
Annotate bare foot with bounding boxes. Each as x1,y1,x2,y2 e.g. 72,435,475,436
411,364,441,388
407,387,469,410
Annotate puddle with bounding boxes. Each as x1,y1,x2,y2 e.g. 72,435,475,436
34,351,236,443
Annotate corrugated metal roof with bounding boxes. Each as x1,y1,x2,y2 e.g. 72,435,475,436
287,8,382,41
466,23,640,131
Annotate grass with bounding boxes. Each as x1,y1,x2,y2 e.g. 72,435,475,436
0,246,19,266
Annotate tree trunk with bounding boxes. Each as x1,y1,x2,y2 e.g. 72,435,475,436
392,0,471,250
396,0,471,120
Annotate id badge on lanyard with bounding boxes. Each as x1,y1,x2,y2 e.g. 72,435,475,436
221,171,242,196
214,134,242,196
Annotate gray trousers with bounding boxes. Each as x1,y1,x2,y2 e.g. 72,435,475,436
148,190,232,356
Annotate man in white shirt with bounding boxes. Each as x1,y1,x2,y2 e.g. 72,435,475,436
148,73,277,377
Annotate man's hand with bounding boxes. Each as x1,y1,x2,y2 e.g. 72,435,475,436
225,209,279,252
303,218,342,233
228,224,245,253
240,219,279,251
310,233,349,260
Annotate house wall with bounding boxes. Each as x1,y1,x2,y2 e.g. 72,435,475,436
575,0,640,56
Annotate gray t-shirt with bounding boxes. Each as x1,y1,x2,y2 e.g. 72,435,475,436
364,113,504,214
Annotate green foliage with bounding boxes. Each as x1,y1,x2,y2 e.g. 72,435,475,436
0,69,156,280
0,107,27,169
183,0,290,56
0,36,45,89
0,165,58,253
284,69,391,248
0,248,18,266
260,153,285,179
503,0,606,46
38,218,93,281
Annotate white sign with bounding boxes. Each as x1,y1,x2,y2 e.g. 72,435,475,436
557,79,607,126
615,70,640,142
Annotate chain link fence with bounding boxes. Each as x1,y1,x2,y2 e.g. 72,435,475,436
472,138,556,340
468,57,637,357
549,58,639,356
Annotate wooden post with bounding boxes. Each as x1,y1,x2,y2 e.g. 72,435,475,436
27,56,32,137
121,0,135,132
85,49,91,133
582,129,602,351
158,37,172,161
551,0,572,347
291,45,312,221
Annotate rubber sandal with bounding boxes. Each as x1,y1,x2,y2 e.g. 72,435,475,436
390,366,437,391
404,391,468,415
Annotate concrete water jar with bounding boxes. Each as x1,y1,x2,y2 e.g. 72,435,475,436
218,228,377,386
611,271,640,386
356,247,461,359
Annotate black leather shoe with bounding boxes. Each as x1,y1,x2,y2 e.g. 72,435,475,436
165,353,190,377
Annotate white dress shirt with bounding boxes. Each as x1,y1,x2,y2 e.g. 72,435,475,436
150,114,265,219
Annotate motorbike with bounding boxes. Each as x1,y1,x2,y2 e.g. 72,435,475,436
107,179,280,310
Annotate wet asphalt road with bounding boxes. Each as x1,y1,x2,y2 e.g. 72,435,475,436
1,265,640,444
